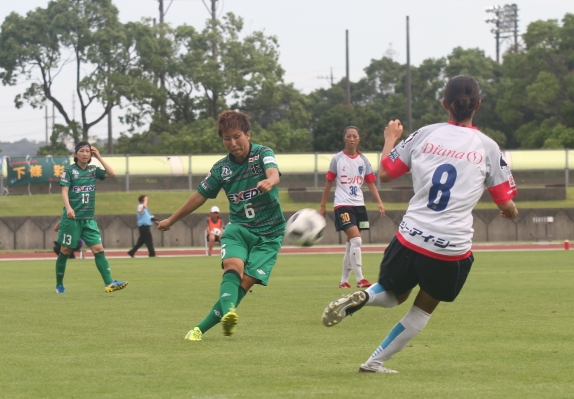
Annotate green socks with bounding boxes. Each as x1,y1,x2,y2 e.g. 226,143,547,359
219,271,241,315
56,253,69,286
197,286,247,334
94,252,113,285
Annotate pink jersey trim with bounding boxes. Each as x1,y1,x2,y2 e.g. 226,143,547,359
381,156,410,179
488,181,518,204
396,232,472,261
326,171,337,181
365,173,377,183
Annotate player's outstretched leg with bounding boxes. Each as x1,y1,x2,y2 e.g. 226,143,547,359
322,290,369,327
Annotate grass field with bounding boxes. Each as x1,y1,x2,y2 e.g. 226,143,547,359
0,187,573,217
1,252,573,398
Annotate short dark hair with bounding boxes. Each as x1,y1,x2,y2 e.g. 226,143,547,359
138,195,146,203
217,110,250,137
444,75,482,122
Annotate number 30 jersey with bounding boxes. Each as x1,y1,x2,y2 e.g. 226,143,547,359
197,143,285,237
381,122,517,260
326,151,377,208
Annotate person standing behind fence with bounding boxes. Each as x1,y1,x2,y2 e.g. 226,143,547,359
128,195,159,258
319,126,385,289
55,142,128,294
206,206,225,256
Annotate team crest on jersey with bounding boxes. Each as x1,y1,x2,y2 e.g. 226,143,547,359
222,166,232,177
389,149,400,162
72,169,79,175
250,164,263,175
358,166,364,175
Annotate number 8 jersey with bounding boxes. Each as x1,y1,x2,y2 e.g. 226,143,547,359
381,122,517,260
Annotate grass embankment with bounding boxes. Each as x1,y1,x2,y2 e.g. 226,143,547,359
0,187,572,217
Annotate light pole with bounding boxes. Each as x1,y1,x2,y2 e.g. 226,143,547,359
485,4,519,63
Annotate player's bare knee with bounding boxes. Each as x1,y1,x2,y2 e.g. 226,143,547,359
60,246,73,255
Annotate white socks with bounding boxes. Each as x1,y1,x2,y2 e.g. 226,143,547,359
365,283,399,308
365,306,431,368
349,237,364,281
340,242,352,284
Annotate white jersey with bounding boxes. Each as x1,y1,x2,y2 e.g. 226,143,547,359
326,151,377,208
381,122,517,260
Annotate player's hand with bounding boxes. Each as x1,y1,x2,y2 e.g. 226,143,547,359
256,179,273,193
384,120,403,143
90,146,101,159
318,205,326,218
377,201,386,217
157,219,173,231
66,207,76,219
500,207,518,220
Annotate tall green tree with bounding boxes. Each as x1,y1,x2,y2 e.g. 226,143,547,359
119,13,296,154
497,13,574,148
0,0,158,151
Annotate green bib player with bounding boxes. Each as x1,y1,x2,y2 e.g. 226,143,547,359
158,110,286,340
55,142,128,294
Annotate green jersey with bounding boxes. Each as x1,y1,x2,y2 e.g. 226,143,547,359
197,143,285,236
59,163,106,220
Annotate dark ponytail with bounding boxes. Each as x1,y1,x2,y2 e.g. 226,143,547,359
444,75,481,122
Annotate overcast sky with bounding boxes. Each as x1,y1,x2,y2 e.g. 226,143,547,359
0,0,572,144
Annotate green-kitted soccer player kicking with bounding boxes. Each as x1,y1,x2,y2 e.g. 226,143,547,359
157,110,286,340
55,142,128,294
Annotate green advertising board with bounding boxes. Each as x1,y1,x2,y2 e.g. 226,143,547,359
6,156,70,187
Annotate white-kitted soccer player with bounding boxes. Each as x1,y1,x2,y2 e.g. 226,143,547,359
322,75,519,374
319,126,385,289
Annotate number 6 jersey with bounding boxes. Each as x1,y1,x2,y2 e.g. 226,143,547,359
381,122,517,260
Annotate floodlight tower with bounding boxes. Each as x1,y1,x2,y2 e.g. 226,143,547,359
485,4,519,63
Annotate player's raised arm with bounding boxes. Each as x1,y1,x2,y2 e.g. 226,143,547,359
380,120,403,183
91,147,115,178
157,192,208,231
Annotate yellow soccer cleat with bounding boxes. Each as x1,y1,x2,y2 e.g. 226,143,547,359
104,280,128,293
185,327,203,341
221,308,239,337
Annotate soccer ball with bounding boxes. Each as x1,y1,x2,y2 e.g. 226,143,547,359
285,208,326,247
210,228,221,236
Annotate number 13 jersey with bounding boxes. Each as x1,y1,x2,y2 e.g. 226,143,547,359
381,122,517,260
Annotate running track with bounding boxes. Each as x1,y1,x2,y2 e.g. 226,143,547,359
0,242,569,261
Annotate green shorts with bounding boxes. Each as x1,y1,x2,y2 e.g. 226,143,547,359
58,218,102,249
220,223,283,286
